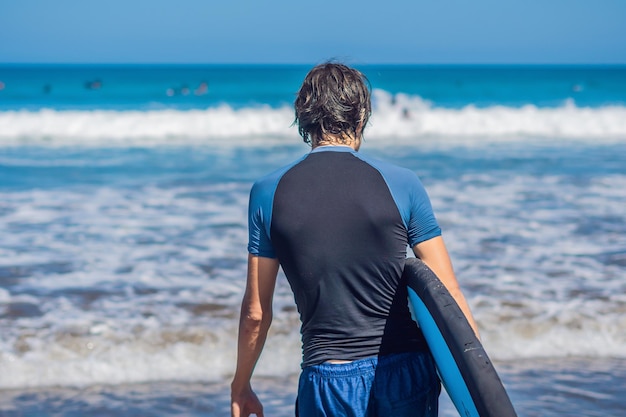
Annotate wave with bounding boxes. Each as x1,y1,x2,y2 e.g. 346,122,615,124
1,90,625,146
0,301,623,390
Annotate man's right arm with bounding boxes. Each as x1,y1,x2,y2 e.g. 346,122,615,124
231,254,280,417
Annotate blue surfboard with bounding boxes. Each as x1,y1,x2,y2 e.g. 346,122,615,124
404,258,517,417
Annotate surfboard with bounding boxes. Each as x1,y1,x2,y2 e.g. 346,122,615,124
404,258,517,417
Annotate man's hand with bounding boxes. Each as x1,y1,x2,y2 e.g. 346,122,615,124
231,383,264,417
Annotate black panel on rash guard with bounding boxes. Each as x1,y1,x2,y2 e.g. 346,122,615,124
270,150,427,367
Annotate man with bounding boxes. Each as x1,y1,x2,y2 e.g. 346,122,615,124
231,63,479,417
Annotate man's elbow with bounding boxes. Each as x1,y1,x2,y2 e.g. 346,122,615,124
242,306,272,329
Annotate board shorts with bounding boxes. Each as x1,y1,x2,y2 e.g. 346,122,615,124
296,351,441,417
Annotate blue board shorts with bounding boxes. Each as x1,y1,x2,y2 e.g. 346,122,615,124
296,351,441,417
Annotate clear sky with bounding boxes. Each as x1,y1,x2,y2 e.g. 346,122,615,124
1,0,625,65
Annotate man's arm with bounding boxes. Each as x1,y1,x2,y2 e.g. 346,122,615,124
413,236,480,338
231,254,280,417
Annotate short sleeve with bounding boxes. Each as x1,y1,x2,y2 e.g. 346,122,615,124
247,180,277,258
355,153,441,247
406,178,441,247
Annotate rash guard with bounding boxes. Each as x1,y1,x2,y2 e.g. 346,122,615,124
248,146,441,367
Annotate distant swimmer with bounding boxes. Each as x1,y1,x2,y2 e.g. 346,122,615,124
194,81,208,95
84,79,102,90
43,84,52,94
166,83,205,97
166,85,188,97
0,81,5,91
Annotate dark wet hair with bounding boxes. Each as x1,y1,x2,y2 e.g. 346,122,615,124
294,63,371,146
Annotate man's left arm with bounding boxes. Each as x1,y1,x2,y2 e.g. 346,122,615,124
413,236,480,339
231,254,280,417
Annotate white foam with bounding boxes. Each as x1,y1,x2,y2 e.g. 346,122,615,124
475,297,626,361
0,305,302,389
431,172,626,361
0,91,625,146
1,138,624,389
368,90,626,142
1,296,625,390
0,288,11,303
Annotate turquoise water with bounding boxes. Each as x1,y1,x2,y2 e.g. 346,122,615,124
1,65,625,110
0,65,625,416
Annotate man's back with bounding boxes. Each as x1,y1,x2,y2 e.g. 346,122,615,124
248,146,440,366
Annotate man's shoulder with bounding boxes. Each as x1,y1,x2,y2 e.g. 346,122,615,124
252,154,308,191
355,152,418,182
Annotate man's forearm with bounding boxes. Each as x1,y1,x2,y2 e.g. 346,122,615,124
414,236,480,338
232,305,272,390
231,255,279,417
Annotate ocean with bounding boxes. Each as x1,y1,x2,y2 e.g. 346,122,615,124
0,64,625,416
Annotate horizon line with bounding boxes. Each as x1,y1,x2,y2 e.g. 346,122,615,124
2,61,626,67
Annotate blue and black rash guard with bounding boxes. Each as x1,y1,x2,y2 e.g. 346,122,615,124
248,146,442,368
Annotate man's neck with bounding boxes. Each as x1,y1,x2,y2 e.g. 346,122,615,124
312,134,361,151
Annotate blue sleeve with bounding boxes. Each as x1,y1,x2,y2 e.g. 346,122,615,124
247,155,306,258
405,175,441,246
358,154,441,247
247,179,277,258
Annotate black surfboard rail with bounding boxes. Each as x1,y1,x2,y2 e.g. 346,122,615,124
404,258,518,417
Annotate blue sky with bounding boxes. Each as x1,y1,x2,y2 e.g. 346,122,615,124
1,0,625,64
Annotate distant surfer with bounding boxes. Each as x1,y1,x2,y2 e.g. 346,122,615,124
231,62,479,417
